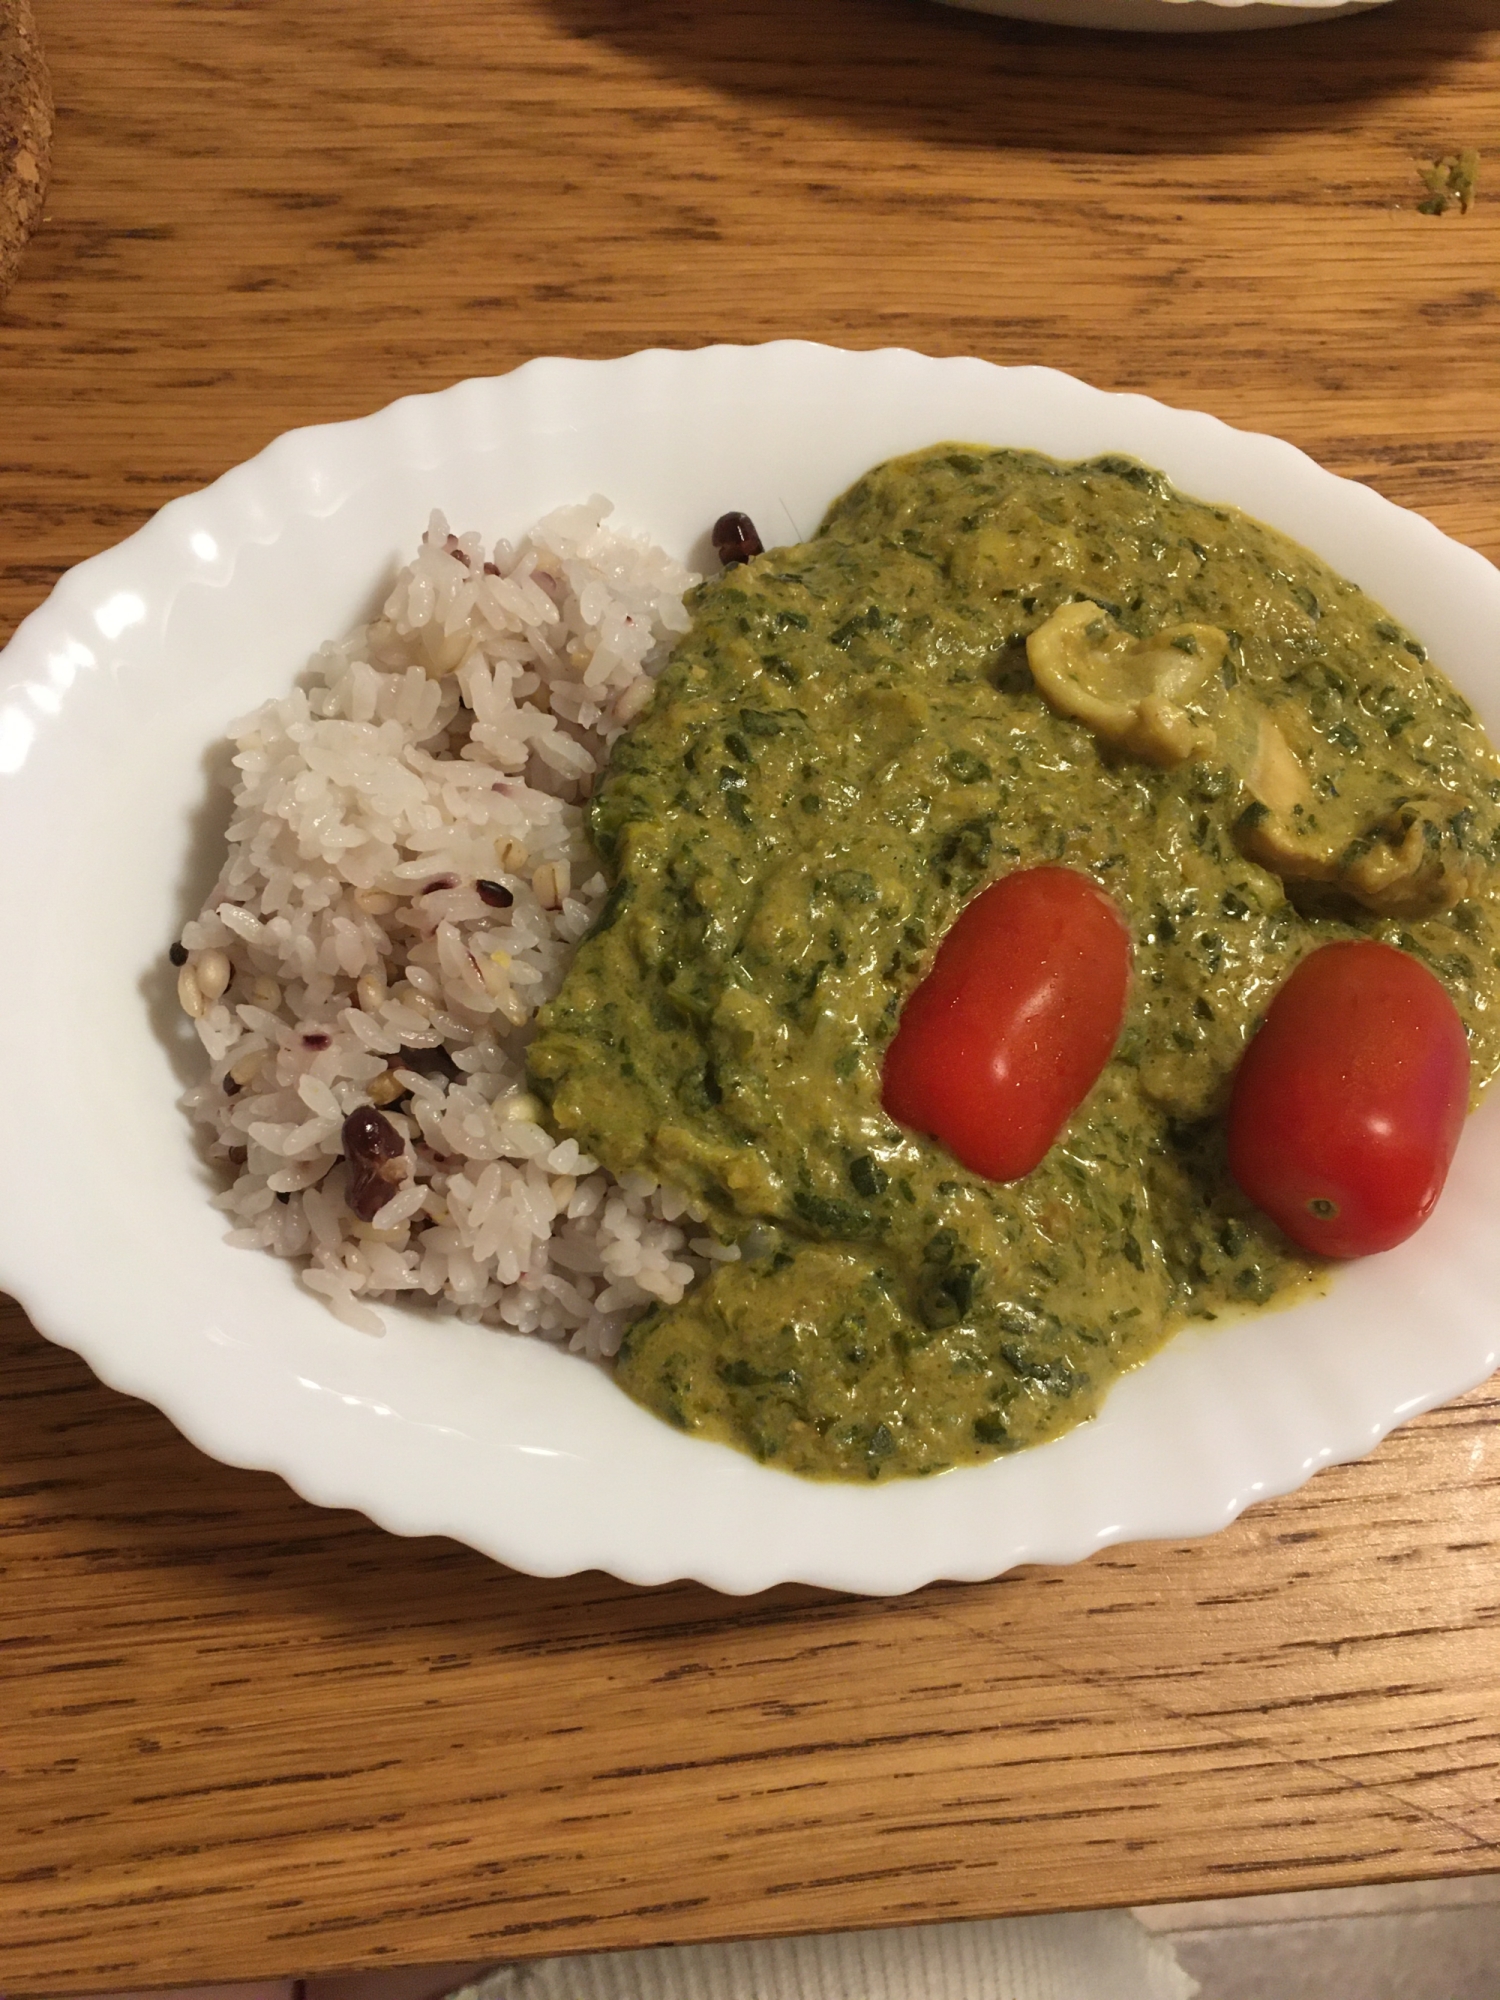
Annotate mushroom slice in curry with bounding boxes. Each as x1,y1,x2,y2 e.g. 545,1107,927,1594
1237,794,1490,918
1212,693,1311,817
1026,599,1225,767
1027,601,1307,814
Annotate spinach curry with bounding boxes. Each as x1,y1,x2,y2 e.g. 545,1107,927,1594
528,446,1500,1481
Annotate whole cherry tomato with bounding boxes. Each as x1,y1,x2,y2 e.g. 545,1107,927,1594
881,865,1131,1182
1227,940,1469,1259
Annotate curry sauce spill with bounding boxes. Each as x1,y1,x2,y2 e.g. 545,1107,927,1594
528,446,1500,1480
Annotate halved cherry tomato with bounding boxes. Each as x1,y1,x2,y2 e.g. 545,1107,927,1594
1227,940,1469,1259
881,865,1131,1182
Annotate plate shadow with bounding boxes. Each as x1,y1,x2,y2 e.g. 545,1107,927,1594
538,0,1489,156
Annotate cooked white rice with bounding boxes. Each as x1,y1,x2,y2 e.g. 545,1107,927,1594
179,500,738,1351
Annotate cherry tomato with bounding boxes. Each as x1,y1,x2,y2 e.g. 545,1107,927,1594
1227,940,1469,1259
881,866,1131,1182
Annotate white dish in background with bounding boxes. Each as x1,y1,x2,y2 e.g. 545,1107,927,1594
1,342,1497,1596
936,0,1390,31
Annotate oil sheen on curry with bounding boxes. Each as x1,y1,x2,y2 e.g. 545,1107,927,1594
529,447,1500,1481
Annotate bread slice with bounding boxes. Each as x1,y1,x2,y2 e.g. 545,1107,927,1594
1,0,52,301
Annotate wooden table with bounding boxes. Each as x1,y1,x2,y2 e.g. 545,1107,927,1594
5,0,1500,1990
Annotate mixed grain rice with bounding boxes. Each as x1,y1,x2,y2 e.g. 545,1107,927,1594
179,501,737,1350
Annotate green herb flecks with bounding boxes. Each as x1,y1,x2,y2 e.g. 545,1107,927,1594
1417,150,1479,216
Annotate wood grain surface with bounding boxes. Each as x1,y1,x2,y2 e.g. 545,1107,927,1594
4,0,1500,1990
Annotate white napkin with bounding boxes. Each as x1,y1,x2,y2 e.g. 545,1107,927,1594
451,1911,1196,2000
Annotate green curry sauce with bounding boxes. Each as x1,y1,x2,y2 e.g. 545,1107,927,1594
528,447,1500,1481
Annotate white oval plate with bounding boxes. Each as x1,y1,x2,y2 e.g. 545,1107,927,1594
936,0,1388,30
3,343,1498,1595
944,0,1392,29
